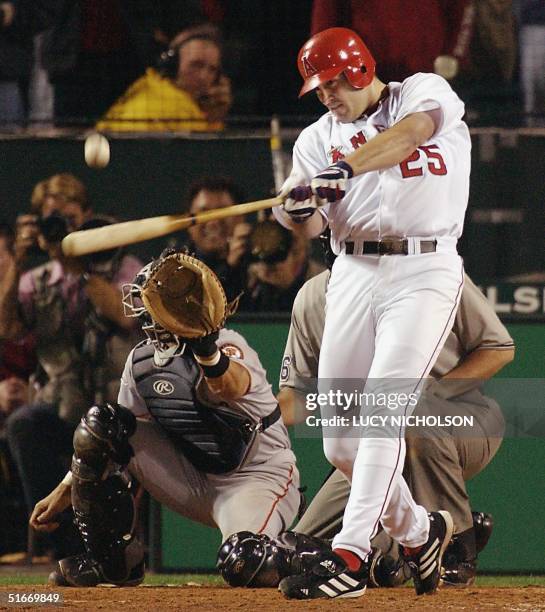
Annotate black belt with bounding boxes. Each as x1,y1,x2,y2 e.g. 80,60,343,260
344,239,437,256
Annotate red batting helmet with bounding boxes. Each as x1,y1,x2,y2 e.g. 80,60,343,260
297,27,376,97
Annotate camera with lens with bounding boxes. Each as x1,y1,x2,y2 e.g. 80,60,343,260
37,214,121,272
246,220,293,265
37,211,70,244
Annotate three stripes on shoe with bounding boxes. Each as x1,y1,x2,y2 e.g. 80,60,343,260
410,536,441,580
316,572,366,598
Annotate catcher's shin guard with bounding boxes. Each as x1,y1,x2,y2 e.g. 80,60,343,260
57,473,144,586
63,404,143,585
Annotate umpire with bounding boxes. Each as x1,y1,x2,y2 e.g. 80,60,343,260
29,252,300,587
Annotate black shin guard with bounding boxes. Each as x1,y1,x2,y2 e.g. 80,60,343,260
71,473,142,583
69,403,143,583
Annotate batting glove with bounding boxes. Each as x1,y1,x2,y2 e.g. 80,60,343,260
278,172,317,223
310,161,354,206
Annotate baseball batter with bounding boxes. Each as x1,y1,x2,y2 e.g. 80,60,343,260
29,253,300,587
273,27,471,599
279,269,513,587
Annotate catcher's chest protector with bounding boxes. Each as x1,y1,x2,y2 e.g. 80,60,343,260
132,342,256,474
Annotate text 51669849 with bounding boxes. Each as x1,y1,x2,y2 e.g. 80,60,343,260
0,592,63,607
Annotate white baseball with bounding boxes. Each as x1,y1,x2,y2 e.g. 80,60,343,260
84,133,110,168
434,55,459,81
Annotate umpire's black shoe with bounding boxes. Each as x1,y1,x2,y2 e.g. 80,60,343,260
441,526,477,588
472,511,494,554
48,540,145,587
441,558,476,588
402,510,454,595
278,551,367,600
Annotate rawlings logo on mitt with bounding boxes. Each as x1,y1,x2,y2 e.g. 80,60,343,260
141,252,237,339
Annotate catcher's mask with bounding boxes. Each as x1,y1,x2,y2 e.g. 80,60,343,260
122,262,185,361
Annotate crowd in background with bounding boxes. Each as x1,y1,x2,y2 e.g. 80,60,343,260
0,0,544,129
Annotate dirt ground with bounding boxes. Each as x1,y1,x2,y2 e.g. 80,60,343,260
1,585,545,611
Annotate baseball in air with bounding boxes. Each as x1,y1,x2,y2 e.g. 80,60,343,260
84,133,110,168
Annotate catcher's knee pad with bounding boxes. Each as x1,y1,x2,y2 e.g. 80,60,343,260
72,403,136,481
217,531,330,588
72,472,141,582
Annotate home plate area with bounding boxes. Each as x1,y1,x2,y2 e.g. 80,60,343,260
2,584,545,611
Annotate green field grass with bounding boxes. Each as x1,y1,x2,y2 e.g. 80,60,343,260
0,573,544,588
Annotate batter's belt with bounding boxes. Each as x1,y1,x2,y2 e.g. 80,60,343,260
343,238,437,256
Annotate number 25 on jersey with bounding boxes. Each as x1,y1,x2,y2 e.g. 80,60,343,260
399,144,447,178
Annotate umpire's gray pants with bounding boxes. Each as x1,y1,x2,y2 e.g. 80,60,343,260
294,390,504,543
128,419,300,539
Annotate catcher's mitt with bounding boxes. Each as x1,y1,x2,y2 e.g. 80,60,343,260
141,252,237,339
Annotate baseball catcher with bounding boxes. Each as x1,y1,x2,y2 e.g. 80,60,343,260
29,249,306,587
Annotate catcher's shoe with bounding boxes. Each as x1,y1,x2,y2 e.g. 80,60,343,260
48,540,144,587
402,510,454,596
278,551,367,600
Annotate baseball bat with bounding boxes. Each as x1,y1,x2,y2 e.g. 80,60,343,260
61,196,283,257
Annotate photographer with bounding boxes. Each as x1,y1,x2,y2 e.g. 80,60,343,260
177,176,249,302
0,222,35,556
0,173,142,559
243,220,325,312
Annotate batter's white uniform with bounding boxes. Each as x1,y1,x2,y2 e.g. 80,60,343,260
279,73,470,559
117,328,300,539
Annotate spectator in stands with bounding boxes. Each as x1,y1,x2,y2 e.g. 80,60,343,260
456,0,517,122
195,0,317,117
516,0,545,125
310,0,474,83
0,224,35,557
0,1,52,127
177,176,248,301
97,24,232,132
244,221,325,312
0,173,142,558
0,223,36,382
41,1,205,125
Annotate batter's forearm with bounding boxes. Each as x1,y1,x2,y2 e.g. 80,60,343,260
273,206,327,238
344,112,438,176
